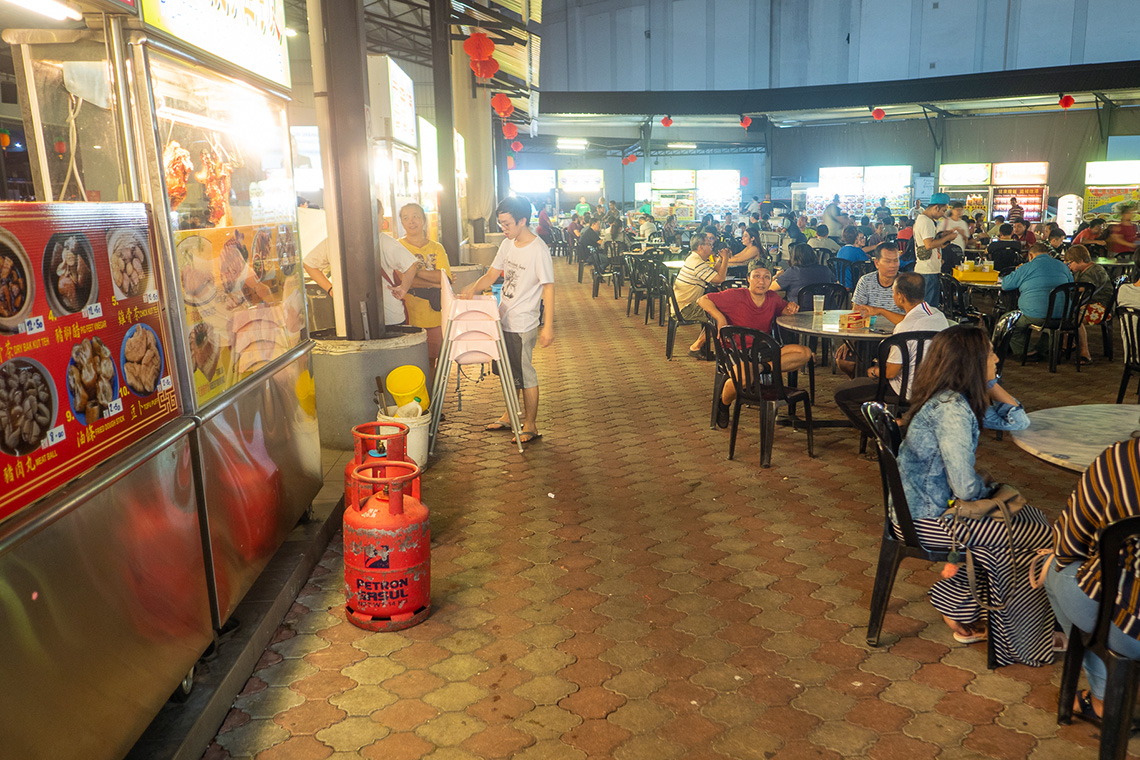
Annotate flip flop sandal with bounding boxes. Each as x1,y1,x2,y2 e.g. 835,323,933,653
484,421,511,431
952,628,988,645
513,432,542,445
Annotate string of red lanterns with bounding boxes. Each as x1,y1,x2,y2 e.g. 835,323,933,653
463,32,495,60
871,107,885,121
740,114,752,129
502,122,518,140
661,115,673,127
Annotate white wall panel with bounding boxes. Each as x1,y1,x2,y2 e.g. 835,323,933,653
670,0,708,90
776,0,810,87
544,20,570,91
582,11,612,89
857,0,912,82
614,6,649,90
1084,0,1140,63
712,0,751,90
1015,0,1073,69
920,0,980,77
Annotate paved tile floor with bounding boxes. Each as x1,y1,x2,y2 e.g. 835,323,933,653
205,258,1139,759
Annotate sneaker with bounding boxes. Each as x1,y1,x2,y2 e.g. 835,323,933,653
716,401,730,429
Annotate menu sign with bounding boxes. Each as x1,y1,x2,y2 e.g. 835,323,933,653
139,0,291,89
0,203,180,524
175,224,305,406
992,162,1048,186
939,163,991,187
1084,186,1140,215
1085,161,1140,186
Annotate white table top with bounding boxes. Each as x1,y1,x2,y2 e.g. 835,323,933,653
776,310,894,340
1011,404,1140,472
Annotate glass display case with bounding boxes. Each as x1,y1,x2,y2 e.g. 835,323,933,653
148,52,304,407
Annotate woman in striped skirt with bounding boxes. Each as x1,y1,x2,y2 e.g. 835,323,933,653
897,325,1056,666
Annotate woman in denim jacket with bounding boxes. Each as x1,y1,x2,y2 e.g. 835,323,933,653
897,325,1056,666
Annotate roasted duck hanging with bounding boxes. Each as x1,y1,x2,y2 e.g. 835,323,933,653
162,141,194,209
195,148,233,227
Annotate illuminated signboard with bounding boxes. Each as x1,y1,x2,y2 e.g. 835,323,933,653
992,162,1048,186
140,0,290,89
651,170,696,190
558,170,604,192
509,170,556,194
634,182,651,202
863,165,912,189
818,166,864,191
1085,161,1140,186
939,163,991,187
387,61,417,148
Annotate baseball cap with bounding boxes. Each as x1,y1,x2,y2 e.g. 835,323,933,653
929,192,950,205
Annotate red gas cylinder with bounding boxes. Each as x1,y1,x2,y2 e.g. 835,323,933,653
344,459,431,631
344,421,421,509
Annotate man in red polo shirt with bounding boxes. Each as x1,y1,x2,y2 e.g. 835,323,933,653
698,266,813,427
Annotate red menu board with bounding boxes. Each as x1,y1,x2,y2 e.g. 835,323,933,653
0,203,181,524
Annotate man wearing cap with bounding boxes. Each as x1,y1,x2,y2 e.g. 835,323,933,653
912,192,959,307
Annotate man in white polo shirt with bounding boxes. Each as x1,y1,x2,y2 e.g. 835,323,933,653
834,271,950,437
462,195,555,445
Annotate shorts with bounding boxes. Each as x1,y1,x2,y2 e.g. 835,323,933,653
501,328,539,389
679,302,705,322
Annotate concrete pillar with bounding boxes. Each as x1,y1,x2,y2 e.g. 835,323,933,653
431,0,462,265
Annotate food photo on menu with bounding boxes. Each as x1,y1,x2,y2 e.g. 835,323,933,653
43,232,96,315
0,231,32,330
66,337,118,424
106,227,151,299
0,358,55,457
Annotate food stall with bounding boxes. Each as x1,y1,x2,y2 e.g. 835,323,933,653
1,1,320,756
1083,160,1140,215
558,168,603,214
861,165,912,218
509,169,556,208
806,165,913,220
989,161,1048,222
650,169,696,221
369,55,420,236
938,163,991,218
695,169,740,220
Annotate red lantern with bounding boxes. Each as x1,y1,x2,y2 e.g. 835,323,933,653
740,115,752,129
872,108,885,121
491,93,511,115
661,115,673,127
54,140,66,156
506,156,515,169
741,177,749,187
510,140,523,153
502,122,518,140
621,156,629,165
0,131,9,150
629,154,637,163
463,32,495,61
1059,94,1075,110
470,57,499,79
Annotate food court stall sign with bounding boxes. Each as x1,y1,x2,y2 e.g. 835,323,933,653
1083,161,1140,214
807,167,863,219
139,0,291,89
696,170,740,220
509,170,556,196
651,170,696,221
938,163,992,218
988,162,1048,222
862,165,912,218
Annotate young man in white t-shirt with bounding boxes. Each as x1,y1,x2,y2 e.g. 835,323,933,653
462,196,555,444
912,192,958,308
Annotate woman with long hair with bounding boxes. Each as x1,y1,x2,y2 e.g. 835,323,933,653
770,243,835,303
896,325,1055,666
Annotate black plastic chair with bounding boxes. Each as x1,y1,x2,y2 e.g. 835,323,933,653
1018,282,1097,373
1115,306,1140,403
663,273,703,360
1102,276,1130,361
1057,514,1140,759
625,255,651,317
939,275,984,325
991,309,1022,380
707,319,731,429
860,403,998,669
590,247,620,299
794,282,849,371
718,326,814,467
643,261,671,326
857,331,940,454
835,259,871,291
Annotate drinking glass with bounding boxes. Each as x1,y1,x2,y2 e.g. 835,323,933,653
813,295,825,315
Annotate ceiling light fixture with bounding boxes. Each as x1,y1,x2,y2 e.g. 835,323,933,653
667,143,697,150
557,138,587,150
2,0,82,21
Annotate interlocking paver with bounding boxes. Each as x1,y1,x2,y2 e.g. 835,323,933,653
206,261,1115,758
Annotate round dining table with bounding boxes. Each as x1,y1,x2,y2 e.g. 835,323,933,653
1094,257,1134,273
776,309,893,377
1011,404,1140,472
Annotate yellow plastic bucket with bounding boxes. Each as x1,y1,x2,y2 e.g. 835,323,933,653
386,365,430,410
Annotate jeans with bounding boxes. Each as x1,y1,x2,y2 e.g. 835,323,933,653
1045,560,1140,699
923,273,941,308
1009,314,1049,357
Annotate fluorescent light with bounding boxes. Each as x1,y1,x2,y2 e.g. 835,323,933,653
285,28,299,37
667,143,697,150
2,0,82,21
557,138,588,150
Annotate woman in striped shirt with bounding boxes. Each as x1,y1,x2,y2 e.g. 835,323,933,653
1047,438,1140,721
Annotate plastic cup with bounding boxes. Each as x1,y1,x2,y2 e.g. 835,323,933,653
813,295,825,314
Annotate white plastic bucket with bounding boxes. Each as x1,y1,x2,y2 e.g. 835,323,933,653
378,406,430,468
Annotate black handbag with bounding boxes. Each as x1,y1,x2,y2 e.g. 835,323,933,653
407,287,441,311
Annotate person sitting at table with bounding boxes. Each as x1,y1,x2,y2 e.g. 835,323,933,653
697,266,812,428
1012,219,1036,246
639,213,658,239
1046,437,1140,722
770,244,836,303
576,217,602,259
663,214,678,245
987,224,1023,274
1046,228,1069,258
987,215,1007,239
674,232,729,358
897,325,1052,665
809,223,840,265
727,228,762,271
835,243,907,376
1073,218,1108,252
834,271,949,438
1000,242,1075,360
602,220,629,246
1064,245,1111,366
566,213,582,249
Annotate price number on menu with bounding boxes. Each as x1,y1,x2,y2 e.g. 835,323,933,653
105,398,123,417
159,376,173,392
21,316,45,335
143,291,159,304
44,425,66,448
83,303,103,319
